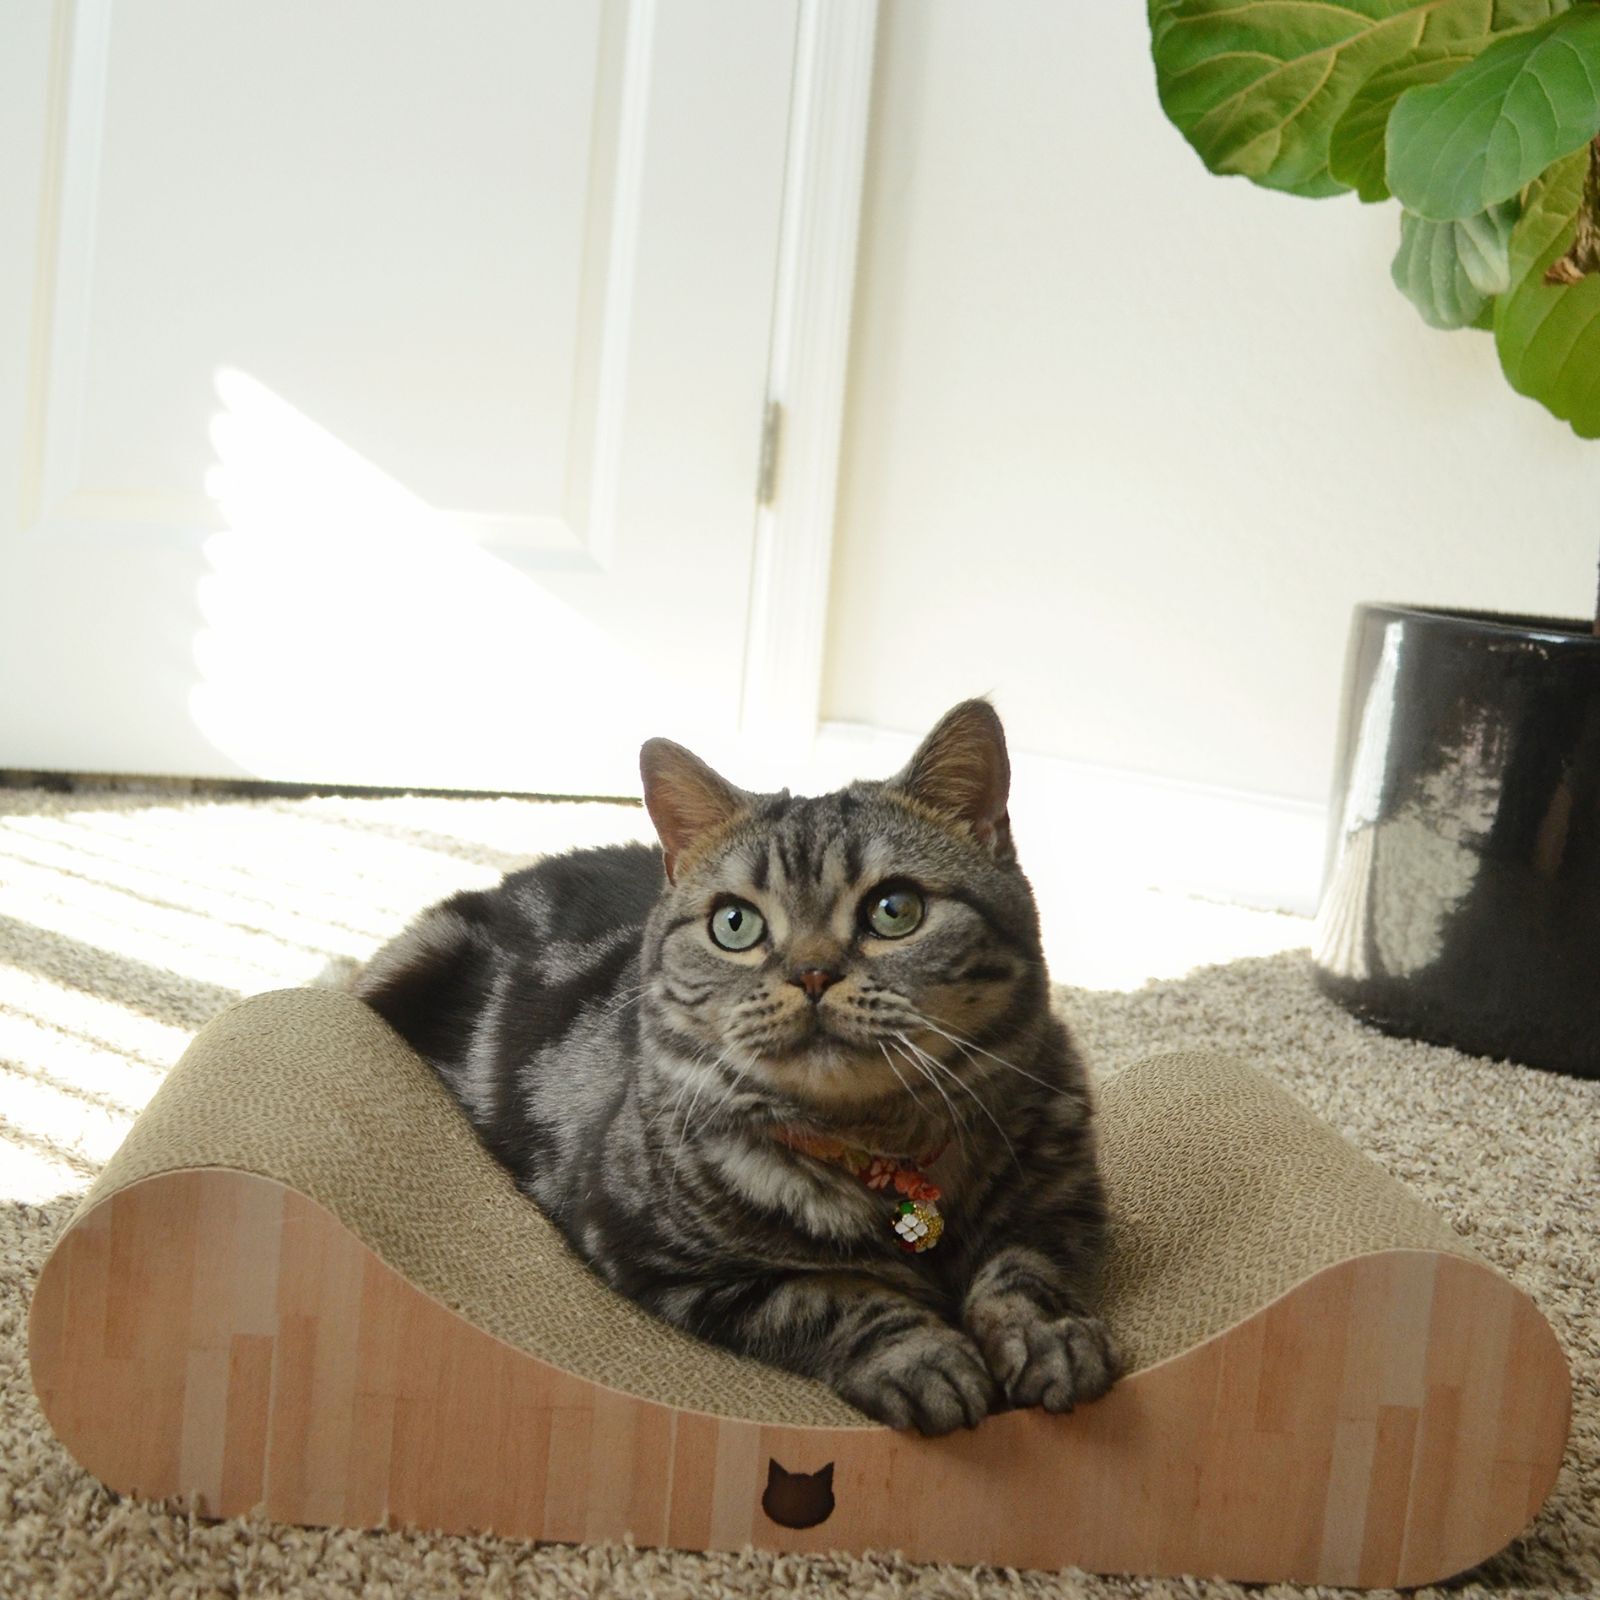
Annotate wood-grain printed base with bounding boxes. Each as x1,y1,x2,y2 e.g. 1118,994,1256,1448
28,1169,1571,1588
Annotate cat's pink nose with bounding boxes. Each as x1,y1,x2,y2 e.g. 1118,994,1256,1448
791,966,840,1002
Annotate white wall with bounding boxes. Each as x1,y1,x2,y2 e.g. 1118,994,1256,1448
824,0,1598,817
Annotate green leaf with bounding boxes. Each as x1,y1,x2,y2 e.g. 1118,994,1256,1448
1393,202,1517,326
1149,0,1570,198
1387,7,1600,219
1462,198,1520,291
1329,47,1486,201
1496,148,1600,435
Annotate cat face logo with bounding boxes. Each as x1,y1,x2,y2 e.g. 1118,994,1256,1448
761,1459,836,1528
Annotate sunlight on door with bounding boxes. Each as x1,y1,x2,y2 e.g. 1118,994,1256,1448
193,368,670,793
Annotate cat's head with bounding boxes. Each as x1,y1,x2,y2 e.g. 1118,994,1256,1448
637,700,1044,1116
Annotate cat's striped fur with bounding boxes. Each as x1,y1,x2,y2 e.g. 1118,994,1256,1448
355,700,1117,1433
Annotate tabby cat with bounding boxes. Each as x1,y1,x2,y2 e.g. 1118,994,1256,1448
355,700,1117,1434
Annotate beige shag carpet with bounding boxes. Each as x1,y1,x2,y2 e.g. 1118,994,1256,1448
0,784,1595,1600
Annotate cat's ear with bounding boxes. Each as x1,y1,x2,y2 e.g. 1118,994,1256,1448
640,739,752,882
890,699,1014,862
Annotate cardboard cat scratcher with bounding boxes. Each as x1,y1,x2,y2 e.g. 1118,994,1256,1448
28,988,1570,1587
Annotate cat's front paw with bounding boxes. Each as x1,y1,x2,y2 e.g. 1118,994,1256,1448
835,1324,996,1436
973,1309,1120,1414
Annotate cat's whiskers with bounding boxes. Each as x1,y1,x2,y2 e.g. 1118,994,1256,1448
886,1034,972,1168
646,1034,717,1099
876,1041,962,1166
646,1037,737,1164
704,1048,759,1127
643,1078,692,1136
894,1029,1019,1174
596,981,651,1022
911,1011,1061,1095
665,1049,710,1177
642,1053,704,1145
667,1043,742,1204
876,1040,937,1123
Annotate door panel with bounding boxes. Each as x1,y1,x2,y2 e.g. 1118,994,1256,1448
1,0,799,793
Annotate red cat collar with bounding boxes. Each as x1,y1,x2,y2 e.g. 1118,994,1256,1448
772,1127,946,1253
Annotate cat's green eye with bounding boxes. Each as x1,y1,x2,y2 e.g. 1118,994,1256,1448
709,899,766,952
864,885,925,939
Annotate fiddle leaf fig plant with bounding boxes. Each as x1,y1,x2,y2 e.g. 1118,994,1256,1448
1149,0,1600,438
1392,200,1518,328
1329,47,1485,202
1498,148,1600,426
1384,6,1600,219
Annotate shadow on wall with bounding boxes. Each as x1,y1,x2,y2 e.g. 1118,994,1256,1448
193,367,665,792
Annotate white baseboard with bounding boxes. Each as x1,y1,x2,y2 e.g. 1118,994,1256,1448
807,721,1326,917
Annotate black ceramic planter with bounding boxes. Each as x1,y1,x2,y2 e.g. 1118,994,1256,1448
1313,602,1600,1079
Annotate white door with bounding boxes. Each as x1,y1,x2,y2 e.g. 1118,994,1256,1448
0,0,831,796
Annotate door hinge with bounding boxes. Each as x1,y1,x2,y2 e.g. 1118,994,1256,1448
757,399,783,506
